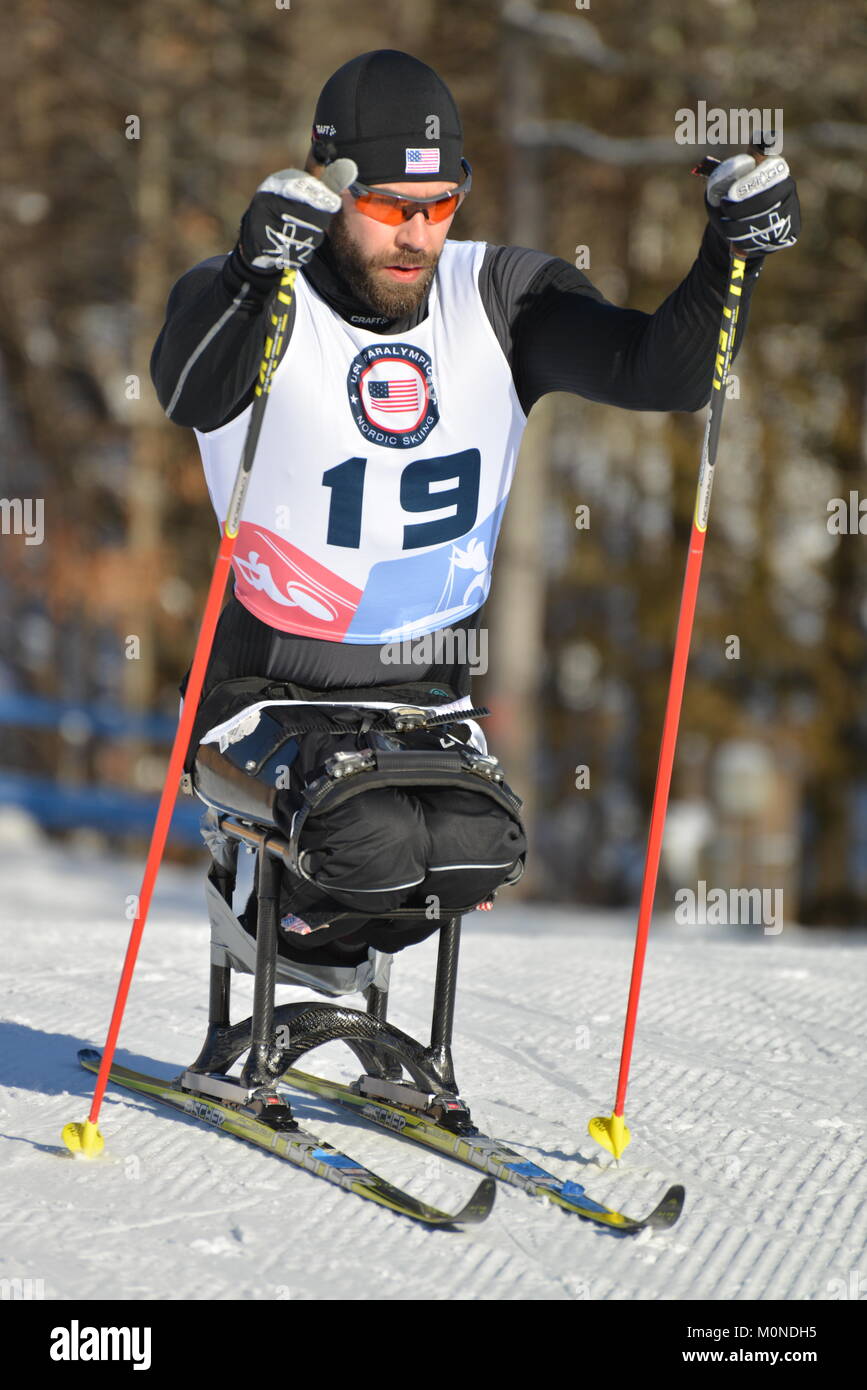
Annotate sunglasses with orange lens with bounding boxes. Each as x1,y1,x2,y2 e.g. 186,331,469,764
349,159,472,225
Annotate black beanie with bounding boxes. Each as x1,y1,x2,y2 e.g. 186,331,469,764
311,50,463,184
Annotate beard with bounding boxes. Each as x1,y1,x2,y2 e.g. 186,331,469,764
327,210,439,318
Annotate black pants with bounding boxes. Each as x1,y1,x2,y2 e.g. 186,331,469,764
272,782,526,960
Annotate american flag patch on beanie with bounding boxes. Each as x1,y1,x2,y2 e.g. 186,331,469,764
405,148,440,173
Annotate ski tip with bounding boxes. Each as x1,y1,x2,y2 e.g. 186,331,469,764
452,1176,497,1226
78,1047,102,1067
643,1183,686,1229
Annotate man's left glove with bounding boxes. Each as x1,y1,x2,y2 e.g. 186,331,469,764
705,153,800,257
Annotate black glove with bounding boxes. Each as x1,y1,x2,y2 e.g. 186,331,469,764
236,160,357,273
705,154,800,257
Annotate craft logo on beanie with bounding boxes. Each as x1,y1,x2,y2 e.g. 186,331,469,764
310,49,463,185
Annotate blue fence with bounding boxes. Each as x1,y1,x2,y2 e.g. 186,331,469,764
0,694,204,844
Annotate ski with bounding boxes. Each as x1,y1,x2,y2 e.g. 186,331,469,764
76,1049,494,1230
281,1065,684,1232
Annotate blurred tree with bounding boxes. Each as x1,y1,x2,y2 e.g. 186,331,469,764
0,0,864,914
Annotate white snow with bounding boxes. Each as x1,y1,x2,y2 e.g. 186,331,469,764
2,825,866,1302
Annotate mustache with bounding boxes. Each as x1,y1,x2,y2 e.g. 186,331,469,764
369,252,437,270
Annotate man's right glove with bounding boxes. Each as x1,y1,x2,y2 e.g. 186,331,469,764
236,159,357,272
704,153,800,257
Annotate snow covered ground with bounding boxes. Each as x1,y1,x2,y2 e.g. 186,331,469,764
2,811,866,1303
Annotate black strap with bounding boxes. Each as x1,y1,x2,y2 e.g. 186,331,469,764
185,675,468,772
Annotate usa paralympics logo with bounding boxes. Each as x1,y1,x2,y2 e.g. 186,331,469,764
346,343,439,449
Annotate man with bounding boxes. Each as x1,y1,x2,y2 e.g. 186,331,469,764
150,49,798,955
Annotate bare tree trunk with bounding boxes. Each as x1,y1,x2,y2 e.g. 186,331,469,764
485,3,550,896
124,17,172,719
810,342,867,923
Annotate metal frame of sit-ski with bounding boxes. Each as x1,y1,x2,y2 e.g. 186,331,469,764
180,711,524,1134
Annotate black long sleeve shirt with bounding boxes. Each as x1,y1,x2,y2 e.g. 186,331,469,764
153,224,760,429
151,223,762,732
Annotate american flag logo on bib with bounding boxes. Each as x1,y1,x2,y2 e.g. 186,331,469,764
347,341,440,449
369,378,419,412
405,148,440,173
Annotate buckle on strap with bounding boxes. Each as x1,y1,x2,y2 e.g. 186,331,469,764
324,749,377,779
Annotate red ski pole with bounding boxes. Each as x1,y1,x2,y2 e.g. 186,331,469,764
588,248,747,1160
62,266,298,1156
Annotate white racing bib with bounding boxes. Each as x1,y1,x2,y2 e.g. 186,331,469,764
195,240,526,643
